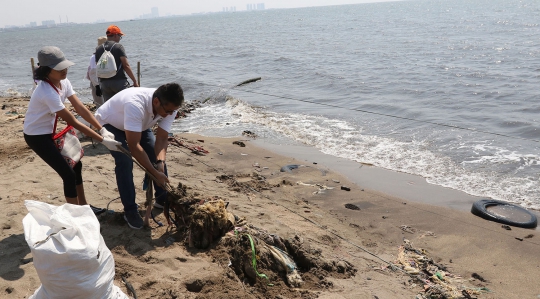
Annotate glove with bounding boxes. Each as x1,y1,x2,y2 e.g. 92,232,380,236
95,85,102,97
101,137,122,152
99,127,116,140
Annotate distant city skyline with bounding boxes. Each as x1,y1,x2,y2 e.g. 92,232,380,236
0,0,398,28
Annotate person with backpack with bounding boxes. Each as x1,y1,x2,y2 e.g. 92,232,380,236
24,46,122,213
94,83,184,229
95,25,139,102
87,36,107,107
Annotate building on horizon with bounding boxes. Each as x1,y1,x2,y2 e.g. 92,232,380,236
247,3,265,11
151,7,159,18
42,20,56,27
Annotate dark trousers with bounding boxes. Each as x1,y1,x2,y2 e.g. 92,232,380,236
24,133,82,198
104,124,168,213
99,79,130,102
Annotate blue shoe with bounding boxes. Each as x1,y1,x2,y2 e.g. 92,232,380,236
124,210,143,229
153,199,165,209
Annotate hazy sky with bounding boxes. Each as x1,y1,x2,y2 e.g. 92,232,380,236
1,0,394,27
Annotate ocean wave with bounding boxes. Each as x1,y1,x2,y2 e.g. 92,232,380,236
174,97,540,210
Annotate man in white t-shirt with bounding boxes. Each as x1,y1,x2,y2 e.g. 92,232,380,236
95,83,184,229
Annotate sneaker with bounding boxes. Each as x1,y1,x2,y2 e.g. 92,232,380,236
124,210,143,229
90,205,107,216
153,199,165,209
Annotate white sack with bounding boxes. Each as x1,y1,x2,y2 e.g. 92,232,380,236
23,200,130,299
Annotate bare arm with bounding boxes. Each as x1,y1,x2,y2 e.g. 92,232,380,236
66,94,103,131
154,127,169,172
154,127,169,161
125,130,168,186
55,108,103,142
120,57,139,87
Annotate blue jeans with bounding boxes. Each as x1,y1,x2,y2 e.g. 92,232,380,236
104,124,168,213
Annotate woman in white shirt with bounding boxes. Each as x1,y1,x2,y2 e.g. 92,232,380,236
23,46,121,214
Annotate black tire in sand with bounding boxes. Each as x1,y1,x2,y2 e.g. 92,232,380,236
471,199,538,229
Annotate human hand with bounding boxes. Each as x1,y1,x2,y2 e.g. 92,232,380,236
99,127,116,140
155,160,165,173
133,81,139,87
101,137,122,152
154,171,169,188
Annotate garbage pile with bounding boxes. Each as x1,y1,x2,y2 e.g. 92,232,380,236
165,181,357,289
396,240,486,299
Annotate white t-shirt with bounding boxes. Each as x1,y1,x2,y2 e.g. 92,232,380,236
86,54,99,87
23,79,75,135
95,87,176,133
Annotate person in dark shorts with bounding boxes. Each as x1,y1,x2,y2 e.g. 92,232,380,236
95,25,139,101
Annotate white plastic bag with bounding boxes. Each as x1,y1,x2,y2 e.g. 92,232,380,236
96,44,118,79
23,200,130,299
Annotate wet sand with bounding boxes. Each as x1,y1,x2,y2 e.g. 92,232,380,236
0,96,539,299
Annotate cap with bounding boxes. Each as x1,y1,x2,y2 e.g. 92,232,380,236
97,36,107,46
106,25,124,36
37,46,75,71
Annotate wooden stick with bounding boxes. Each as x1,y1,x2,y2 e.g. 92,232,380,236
30,58,36,86
144,177,153,227
137,61,141,86
115,145,176,195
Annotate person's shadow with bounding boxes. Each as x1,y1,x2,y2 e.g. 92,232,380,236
0,234,31,281
98,211,171,257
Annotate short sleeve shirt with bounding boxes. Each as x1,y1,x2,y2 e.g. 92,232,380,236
94,87,177,133
94,41,127,81
23,79,75,135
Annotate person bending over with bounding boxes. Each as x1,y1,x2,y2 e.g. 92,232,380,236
95,83,184,228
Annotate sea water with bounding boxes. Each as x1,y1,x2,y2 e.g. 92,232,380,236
1,0,540,208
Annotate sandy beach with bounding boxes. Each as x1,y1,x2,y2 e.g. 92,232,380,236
1,96,539,299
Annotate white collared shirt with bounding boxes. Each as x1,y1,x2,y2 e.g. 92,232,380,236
94,87,176,133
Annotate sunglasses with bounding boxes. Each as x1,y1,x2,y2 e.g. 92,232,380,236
159,100,176,114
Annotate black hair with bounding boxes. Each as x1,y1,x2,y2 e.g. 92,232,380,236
153,83,184,107
34,66,52,81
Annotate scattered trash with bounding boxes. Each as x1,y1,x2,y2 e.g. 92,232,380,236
344,204,360,211
332,179,340,183
218,152,223,155
297,181,334,194
396,241,485,299
382,216,388,219
242,130,258,138
341,186,351,191
313,162,317,164
400,225,417,234
524,234,534,239
197,139,205,143
252,163,260,168
240,153,248,156
471,273,486,282
515,237,524,241
280,164,300,172
233,141,246,147
169,137,209,155
501,225,511,230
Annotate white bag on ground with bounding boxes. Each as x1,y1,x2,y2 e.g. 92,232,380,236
23,200,130,299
